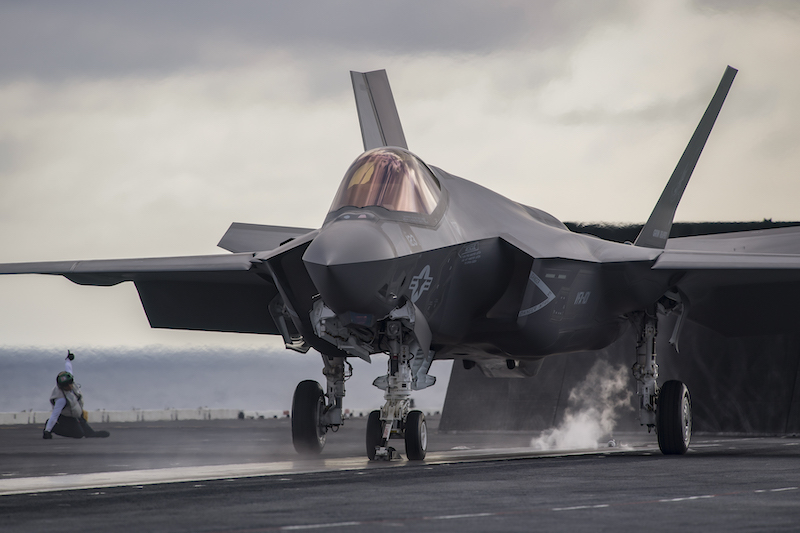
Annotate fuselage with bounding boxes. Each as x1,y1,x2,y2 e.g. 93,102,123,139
300,147,670,362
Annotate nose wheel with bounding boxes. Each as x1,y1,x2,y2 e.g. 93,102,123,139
366,409,427,461
404,410,427,461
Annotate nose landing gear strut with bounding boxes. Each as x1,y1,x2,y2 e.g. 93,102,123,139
369,319,429,461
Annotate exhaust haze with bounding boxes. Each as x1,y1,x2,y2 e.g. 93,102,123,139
531,359,633,451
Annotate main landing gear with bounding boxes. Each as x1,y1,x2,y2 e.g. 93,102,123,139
631,306,692,455
291,356,350,455
291,380,326,454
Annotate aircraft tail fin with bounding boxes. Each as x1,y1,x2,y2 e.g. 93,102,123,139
350,70,408,151
634,66,738,249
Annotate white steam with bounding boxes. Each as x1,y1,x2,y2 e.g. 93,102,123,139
531,359,632,451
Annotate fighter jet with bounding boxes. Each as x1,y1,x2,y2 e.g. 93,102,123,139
3,65,797,460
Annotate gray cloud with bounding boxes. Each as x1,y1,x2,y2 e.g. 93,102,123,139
552,92,715,126
0,1,630,81
692,0,800,17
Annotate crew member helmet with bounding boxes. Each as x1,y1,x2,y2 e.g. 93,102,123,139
56,371,74,389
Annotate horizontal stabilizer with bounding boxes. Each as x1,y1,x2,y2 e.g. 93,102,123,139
218,223,315,253
634,66,737,249
351,70,408,151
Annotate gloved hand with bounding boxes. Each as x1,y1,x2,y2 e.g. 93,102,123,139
43,430,52,439
82,410,89,421
66,351,75,361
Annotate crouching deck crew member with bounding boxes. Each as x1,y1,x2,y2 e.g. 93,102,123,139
43,351,110,439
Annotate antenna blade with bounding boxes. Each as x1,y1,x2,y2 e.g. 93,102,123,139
634,66,738,249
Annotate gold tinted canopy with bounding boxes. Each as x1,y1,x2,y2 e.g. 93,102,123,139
330,147,441,215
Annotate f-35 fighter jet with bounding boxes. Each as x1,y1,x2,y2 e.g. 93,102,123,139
4,66,797,459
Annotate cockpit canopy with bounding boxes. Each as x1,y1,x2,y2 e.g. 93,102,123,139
329,147,441,215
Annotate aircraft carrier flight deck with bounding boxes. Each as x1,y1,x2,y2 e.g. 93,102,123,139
1,417,798,532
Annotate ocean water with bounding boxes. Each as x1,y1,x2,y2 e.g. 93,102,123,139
0,346,452,414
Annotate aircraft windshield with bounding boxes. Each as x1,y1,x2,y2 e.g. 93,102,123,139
329,148,441,215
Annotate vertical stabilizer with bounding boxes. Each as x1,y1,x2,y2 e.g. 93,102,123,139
350,70,408,151
634,66,738,249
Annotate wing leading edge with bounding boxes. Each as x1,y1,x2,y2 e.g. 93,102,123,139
655,249,800,270
0,253,258,286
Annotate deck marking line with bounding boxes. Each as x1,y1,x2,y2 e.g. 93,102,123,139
553,504,609,511
427,513,494,520
659,495,714,502
281,521,361,530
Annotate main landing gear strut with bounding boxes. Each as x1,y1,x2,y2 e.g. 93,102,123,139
631,305,692,455
291,356,349,455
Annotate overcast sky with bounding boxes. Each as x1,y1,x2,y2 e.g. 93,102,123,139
2,0,800,353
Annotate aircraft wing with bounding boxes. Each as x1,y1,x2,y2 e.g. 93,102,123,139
652,247,800,336
1,229,318,337
666,225,800,254
0,253,257,285
654,249,800,270
0,252,280,334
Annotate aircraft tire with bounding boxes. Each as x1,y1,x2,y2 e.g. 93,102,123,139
404,410,427,461
366,410,382,460
657,380,692,455
291,380,326,455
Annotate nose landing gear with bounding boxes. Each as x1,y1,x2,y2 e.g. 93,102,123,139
366,409,428,461
296,300,434,460
369,318,430,461
404,410,428,460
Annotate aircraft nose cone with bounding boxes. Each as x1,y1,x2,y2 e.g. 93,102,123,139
303,220,397,316
303,220,396,267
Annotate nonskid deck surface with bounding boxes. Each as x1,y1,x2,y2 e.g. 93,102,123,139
0,417,795,485
2,418,799,532
0,416,645,485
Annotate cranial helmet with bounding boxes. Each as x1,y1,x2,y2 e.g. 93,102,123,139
57,371,74,389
